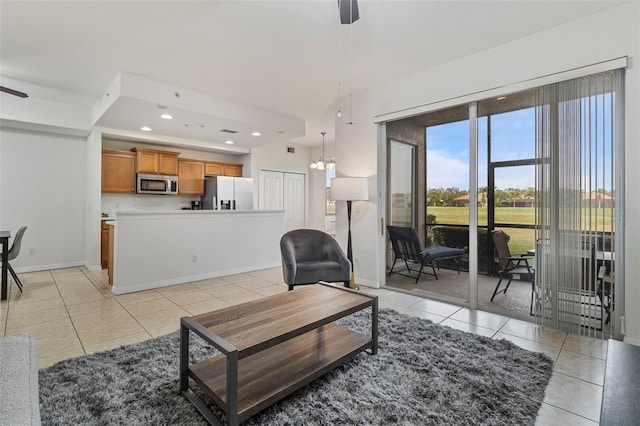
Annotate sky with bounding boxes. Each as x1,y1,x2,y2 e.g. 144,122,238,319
426,108,536,191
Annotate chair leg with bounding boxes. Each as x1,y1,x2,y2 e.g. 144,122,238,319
388,259,398,277
423,255,438,280
490,274,512,301
430,262,438,280
8,263,23,292
414,263,425,284
490,277,504,301
529,281,534,316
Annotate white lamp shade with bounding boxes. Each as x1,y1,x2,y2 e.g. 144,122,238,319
331,177,369,201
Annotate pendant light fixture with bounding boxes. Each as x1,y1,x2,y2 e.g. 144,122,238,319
310,132,335,170
336,0,358,125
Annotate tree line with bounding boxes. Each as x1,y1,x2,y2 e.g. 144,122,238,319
427,187,614,207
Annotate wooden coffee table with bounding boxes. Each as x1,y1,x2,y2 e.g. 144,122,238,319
180,283,378,426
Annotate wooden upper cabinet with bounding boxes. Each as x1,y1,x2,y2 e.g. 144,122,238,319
224,163,243,177
205,162,224,176
159,154,179,175
102,150,136,193
205,161,243,177
131,147,179,175
178,159,205,195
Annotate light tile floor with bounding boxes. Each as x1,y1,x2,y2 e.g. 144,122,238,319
0,267,605,425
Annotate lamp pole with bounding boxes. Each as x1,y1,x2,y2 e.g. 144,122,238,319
346,199,357,289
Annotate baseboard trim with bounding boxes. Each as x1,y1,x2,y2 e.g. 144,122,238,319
623,336,640,346
12,261,85,274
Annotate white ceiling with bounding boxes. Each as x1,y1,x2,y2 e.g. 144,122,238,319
0,0,622,149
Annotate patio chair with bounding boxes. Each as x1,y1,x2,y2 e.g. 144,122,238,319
387,226,464,283
490,230,535,315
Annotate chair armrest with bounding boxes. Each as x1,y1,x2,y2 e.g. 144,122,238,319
279,237,298,285
509,256,532,268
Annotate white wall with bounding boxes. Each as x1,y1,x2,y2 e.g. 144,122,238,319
0,128,87,271
334,3,640,342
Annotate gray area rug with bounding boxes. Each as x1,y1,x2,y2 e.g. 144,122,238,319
39,308,553,425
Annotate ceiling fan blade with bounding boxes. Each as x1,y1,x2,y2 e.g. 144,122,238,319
0,86,29,98
338,0,359,24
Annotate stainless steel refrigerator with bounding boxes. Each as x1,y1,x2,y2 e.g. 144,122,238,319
201,176,253,210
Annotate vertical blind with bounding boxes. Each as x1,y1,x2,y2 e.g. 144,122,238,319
535,69,623,338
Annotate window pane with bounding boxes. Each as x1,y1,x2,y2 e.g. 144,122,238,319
494,165,536,225
426,120,469,226
389,141,414,227
326,168,336,215
490,108,535,162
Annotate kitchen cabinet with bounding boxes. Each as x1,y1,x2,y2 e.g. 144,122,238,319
178,159,205,195
101,221,109,269
205,161,243,177
102,150,136,193
131,147,179,175
205,162,224,176
223,163,243,177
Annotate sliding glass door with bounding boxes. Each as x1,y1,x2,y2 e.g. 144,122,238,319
382,68,623,338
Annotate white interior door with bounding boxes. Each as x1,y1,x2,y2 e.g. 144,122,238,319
283,172,305,232
259,170,284,210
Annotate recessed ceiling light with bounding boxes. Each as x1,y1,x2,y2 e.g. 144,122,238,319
160,113,174,120
225,140,234,145
140,126,152,132
251,131,261,137
496,96,507,101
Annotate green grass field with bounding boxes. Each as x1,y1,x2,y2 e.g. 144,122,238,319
427,206,614,255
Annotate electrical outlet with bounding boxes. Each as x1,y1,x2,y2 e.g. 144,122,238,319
192,255,198,263
29,249,35,255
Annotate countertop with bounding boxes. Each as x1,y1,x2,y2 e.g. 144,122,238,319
113,209,284,216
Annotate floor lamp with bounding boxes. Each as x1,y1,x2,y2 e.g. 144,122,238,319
330,177,369,289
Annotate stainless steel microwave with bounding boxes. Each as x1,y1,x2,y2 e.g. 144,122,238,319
137,173,179,195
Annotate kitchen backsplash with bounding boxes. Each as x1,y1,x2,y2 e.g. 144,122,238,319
102,194,200,215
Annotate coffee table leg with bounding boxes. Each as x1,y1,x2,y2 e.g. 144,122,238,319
371,298,378,355
227,350,239,426
180,322,189,391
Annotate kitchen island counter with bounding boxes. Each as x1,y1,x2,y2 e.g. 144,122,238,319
109,210,285,294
